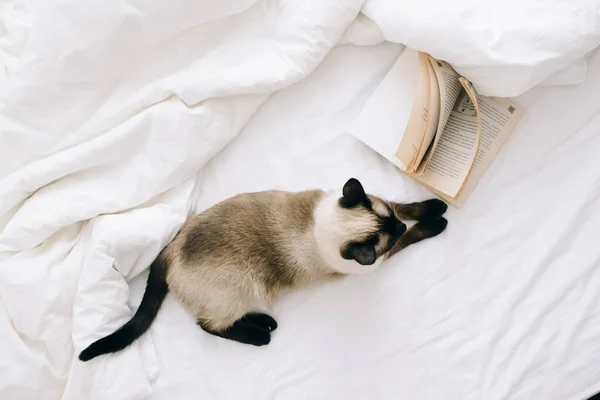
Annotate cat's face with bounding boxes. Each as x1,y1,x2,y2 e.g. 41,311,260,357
314,178,407,274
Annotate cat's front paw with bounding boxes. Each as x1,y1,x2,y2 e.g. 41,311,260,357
419,199,448,220
416,216,448,238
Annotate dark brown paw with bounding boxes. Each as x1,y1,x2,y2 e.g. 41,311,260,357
243,325,271,346
420,199,448,220
417,216,448,238
239,313,278,332
198,318,273,346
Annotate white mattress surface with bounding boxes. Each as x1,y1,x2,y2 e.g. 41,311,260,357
1,1,600,399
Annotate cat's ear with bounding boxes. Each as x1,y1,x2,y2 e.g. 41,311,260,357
340,178,366,208
341,243,377,265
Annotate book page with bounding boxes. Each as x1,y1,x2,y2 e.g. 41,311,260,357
348,48,421,170
441,94,525,207
395,52,432,170
407,56,441,171
414,56,463,175
412,78,481,198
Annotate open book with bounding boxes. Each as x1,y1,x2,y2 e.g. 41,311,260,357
349,48,525,207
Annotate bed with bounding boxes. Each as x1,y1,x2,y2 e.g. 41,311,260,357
1,1,600,399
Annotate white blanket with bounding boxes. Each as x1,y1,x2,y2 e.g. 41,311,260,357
1,0,599,399
0,1,363,398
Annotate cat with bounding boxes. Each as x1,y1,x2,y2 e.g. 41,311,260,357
79,178,448,361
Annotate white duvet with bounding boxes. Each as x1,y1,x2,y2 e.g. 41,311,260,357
0,0,599,399
361,0,600,96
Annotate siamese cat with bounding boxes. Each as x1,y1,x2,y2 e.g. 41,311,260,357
79,178,448,361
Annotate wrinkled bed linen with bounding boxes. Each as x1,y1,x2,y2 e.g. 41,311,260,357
1,0,600,399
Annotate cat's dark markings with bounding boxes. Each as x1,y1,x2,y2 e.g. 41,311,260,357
79,178,448,361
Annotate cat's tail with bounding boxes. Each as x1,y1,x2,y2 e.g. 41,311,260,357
79,253,170,362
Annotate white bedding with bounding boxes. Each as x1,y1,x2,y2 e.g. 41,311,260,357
148,44,600,400
361,0,600,96
1,0,600,399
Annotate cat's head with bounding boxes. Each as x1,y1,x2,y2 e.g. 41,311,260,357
314,178,407,274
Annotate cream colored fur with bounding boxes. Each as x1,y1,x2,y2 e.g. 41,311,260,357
163,190,391,331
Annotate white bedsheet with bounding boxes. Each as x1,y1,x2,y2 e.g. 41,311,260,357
1,0,600,399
